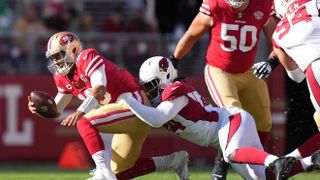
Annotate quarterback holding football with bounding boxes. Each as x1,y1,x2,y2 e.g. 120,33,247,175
28,32,189,180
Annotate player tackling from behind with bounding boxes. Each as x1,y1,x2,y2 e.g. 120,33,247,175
28,32,189,180
119,56,320,180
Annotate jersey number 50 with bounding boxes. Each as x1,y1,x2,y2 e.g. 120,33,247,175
220,23,257,53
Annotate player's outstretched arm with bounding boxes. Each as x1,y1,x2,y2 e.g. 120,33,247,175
119,93,187,128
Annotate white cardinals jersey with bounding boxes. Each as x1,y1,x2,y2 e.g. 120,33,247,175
162,81,262,154
162,81,222,147
123,80,265,179
272,0,320,71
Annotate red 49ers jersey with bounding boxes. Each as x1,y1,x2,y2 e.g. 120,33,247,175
161,81,222,147
200,0,272,73
53,48,139,104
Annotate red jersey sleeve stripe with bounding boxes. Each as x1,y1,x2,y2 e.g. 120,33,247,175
88,60,104,77
85,55,100,76
200,3,211,15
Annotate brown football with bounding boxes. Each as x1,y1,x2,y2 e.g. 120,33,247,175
30,91,59,119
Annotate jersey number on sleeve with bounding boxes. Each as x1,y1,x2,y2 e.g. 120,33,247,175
276,5,312,40
220,23,257,53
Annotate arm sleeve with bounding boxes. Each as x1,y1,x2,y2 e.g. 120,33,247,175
286,67,306,83
90,64,106,87
123,94,188,128
54,92,73,113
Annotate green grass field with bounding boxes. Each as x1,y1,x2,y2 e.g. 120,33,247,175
0,165,319,180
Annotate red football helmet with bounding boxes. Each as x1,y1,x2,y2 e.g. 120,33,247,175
46,32,82,75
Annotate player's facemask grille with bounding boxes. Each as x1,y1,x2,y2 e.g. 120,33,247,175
141,78,162,106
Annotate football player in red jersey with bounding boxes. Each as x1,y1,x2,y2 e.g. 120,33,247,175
28,32,189,180
168,0,279,179
119,56,320,180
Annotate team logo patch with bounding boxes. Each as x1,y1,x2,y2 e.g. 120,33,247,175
253,11,263,20
60,34,75,46
66,84,73,90
159,58,169,72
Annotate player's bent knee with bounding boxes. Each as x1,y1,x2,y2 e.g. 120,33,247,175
256,121,272,132
111,158,136,173
255,113,272,132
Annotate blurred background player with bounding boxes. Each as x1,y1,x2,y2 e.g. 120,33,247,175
118,56,320,180
167,0,279,179
28,31,189,180
252,0,320,174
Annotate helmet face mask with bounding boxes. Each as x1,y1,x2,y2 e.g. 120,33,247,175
46,32,82,75
141,78,162,106
139,56,178,106
47,51,74,75
226,0,247,9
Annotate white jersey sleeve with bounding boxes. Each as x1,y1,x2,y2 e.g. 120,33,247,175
54,92,73,113
90,64,107,87
121,93,188,128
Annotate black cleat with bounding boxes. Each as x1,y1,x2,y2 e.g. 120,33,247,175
268,157,296,180
311,150,320,169
211,157,230,180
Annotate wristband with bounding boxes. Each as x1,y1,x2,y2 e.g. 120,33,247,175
268,56,280,70
77,95,100,113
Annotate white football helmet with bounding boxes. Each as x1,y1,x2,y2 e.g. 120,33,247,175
139,56,178,106
274,0,298,18
46,32,82,75
226,0,248,9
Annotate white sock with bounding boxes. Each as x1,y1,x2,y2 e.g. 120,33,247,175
300,156,312,170
152,153,175,171
286,149,302,159
264,155,279,166
92,150,109,169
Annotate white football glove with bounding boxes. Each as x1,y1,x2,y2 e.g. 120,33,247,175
252,61,273,79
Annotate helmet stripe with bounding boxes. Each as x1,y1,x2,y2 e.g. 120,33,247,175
47,35,55,51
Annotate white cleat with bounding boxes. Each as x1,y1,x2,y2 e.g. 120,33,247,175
86,167,117,180
88,168,96,176
172,150,190,180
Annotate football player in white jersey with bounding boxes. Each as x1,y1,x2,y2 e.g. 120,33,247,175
119,56,320,180
252,0,320,176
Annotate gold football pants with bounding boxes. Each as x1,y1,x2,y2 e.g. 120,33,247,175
84,92,151,173
204,65,272,132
